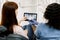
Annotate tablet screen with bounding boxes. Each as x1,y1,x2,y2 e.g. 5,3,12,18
24,13,37,21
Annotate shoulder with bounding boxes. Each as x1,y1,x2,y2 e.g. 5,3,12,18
0,25,7,32
13,25,28,38
35,23,49,34
37,23,47,29
13,25,24,35
38,23,46,27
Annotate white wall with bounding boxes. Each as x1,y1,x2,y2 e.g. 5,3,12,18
0,0,6,24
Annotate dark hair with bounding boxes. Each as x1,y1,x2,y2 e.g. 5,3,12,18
1,2,18,35
44,3,60,30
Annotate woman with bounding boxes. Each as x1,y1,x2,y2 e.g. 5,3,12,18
35,3,60,40
1,1,28,39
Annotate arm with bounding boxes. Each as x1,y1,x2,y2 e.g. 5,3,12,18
34,28,40,39
34,24,41,39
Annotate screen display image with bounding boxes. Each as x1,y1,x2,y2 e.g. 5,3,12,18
24,13,37,21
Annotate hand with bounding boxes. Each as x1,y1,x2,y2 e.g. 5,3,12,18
18,17,29,26
21,17,27,21
19,17,27,23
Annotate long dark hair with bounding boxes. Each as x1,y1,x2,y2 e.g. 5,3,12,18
1,2,18,34
44,3,60,30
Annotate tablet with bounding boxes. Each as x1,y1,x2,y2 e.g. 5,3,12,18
24,13,37,21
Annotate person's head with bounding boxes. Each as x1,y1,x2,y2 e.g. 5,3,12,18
1,2,18,33
44,3,60,30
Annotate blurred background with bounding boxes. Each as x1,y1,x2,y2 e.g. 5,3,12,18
0,0,60,24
